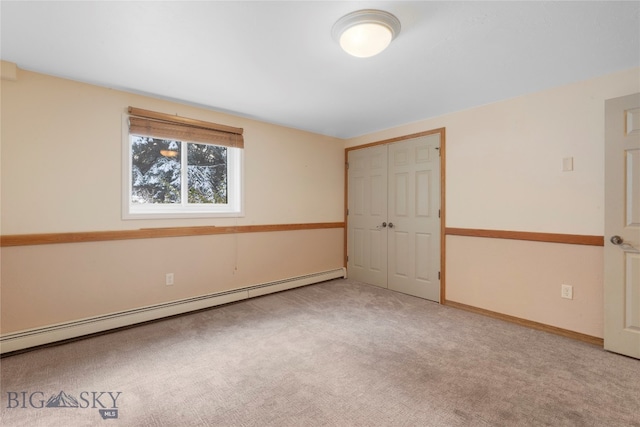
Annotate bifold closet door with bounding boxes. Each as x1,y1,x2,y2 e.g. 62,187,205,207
347,134,441,302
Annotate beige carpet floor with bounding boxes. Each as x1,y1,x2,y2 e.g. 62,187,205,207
1,279,639,426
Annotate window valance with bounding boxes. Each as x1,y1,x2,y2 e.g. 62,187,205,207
128,106,244,148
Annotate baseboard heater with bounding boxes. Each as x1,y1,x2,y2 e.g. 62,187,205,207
0,268,346,354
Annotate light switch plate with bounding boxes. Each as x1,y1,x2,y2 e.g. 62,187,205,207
562,157,574,172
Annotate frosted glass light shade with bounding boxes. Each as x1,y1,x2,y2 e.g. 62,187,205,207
340,23,393,58
332,10,401,58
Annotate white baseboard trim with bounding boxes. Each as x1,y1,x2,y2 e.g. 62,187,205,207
0,268,346,354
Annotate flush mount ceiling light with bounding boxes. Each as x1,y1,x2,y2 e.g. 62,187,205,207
332,9,401,58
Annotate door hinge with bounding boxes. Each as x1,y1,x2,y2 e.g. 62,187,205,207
346,162,349,169
346,255,349,262
438,209,441,218
438,272,441,280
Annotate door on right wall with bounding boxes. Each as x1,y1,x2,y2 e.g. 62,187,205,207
604,92,640,360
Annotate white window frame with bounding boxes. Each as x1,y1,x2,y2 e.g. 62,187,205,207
122,115,244,219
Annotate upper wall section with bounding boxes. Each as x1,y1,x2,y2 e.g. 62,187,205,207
345,68,640,236
0,63,345,234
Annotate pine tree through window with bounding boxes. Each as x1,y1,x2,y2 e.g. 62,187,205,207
187,142,227,204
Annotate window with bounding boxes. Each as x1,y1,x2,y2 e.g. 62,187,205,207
123,107,243,218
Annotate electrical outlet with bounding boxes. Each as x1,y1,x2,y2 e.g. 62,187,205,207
166,273,174,286
561,284,573,299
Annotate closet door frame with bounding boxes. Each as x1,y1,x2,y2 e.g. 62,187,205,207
344,128,447,302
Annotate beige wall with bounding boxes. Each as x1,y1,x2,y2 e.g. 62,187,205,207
347,67,640,235
1,67,344,234
3,62,639,340
1,229,343,333
446,236,604,337
1,65,345,334
346,67,640,338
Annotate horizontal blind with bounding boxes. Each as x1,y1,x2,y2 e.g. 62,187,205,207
128,107,244,149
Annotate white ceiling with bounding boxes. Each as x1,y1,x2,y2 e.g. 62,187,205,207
2,1,639,138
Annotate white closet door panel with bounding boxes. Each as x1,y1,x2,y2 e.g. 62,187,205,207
388,135,441,302
347,145,388,288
